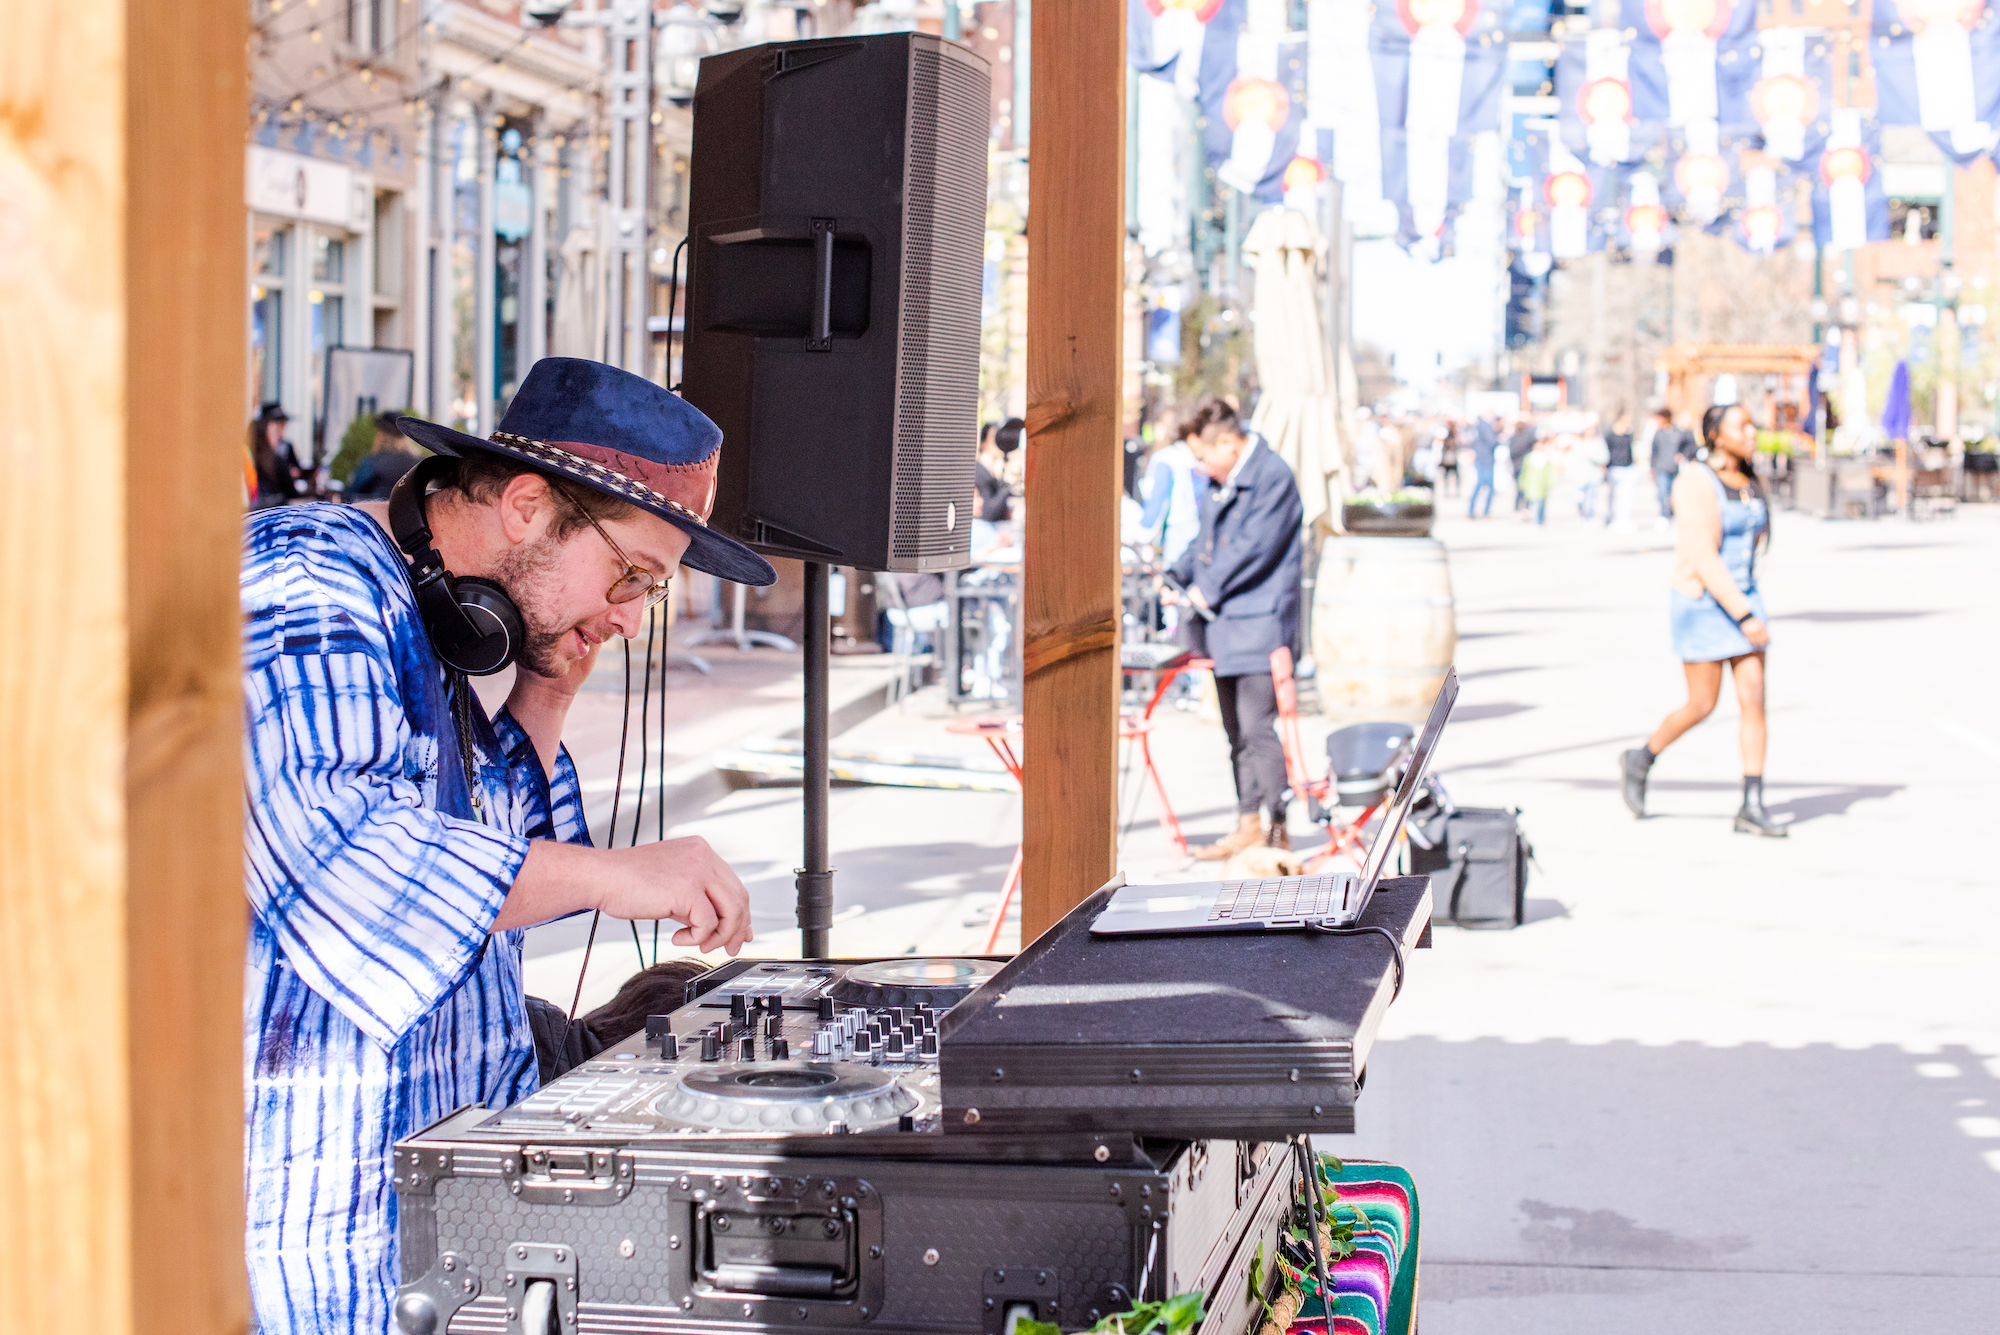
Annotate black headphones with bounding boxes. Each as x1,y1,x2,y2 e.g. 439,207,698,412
387,456,526,677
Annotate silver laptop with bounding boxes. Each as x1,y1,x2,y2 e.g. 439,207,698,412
1091,667,1458,937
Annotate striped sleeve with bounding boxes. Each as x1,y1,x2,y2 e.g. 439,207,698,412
546,745,591,845
489,709,594,847
243,524,528,1051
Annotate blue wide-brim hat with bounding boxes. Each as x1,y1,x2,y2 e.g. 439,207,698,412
398,358,776,587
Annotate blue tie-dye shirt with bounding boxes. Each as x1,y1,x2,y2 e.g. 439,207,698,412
240,503,590,1334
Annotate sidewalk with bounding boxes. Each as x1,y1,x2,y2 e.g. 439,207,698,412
1333,503,2000,1333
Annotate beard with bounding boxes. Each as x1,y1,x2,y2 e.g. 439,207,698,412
489,532,576,679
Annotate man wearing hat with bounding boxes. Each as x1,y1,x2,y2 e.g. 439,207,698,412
240,359,776,1333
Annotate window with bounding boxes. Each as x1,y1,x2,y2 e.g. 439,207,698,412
251,223,288,406
349,0,394,57
1888,199,1940,244
310,232,349,438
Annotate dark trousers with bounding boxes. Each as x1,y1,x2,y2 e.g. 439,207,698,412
1215,672,1289,820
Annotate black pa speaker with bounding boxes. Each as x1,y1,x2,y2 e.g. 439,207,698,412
681,33,991,573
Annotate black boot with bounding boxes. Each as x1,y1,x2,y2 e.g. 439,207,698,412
1620,747,1654,818
1734,776,1787,837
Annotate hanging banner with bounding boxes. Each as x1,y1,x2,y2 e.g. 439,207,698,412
1622,171,1672,254
1664,118,1735,227
1871,0,2000,163
1557,28,1663,166
1193,0,1305,200
1740,26,1833,166
1730,148,1795,254
1512,180,1553,273
1812,109,1892,252
1546,141,1596,258
1624,0,1758,127
1308,0,1391,225
1129,0,1230,81
1371,0,1507,239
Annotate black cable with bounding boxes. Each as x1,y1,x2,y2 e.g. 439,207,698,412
625,607,659,969
1307,922,1407,1002
664,237,690,390
628,603,656,848
1292,1137,1336,1320
654,599,670,964
572,632,637,1020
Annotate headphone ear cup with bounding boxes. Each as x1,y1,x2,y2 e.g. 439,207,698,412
438,577,525,677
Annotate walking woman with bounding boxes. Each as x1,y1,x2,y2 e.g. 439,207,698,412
1621,403,1785,836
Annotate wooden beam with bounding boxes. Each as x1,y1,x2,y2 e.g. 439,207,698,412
1022,0,1125,942
1,1,249,1330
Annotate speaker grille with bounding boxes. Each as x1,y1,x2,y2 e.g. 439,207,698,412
892,44,988,564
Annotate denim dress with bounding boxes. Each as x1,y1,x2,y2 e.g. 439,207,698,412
1669,462,1769,662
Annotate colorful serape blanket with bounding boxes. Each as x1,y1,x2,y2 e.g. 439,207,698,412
1279,1158,1419,1335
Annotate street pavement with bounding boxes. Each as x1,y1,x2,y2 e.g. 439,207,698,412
527,488,2000,1333
1329,495,2000,1333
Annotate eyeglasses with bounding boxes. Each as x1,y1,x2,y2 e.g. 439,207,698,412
551,482,673,610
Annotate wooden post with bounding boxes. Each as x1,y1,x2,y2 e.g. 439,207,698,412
1,2,249,1331
1021,0,1125,941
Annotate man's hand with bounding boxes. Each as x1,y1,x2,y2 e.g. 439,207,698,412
498,837,755,955
595,837,754,954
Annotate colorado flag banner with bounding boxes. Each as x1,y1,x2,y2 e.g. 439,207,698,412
1371,0,1507,238
1871,0,2000,163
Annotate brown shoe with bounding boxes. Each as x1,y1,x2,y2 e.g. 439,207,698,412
1265,821,1291,851
1193,813,1264,861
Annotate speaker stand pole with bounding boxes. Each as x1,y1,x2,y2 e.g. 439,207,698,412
797,560,835,959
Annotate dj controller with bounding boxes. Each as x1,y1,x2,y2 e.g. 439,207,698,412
394,958,1294,1335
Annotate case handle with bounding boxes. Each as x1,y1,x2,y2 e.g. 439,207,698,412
807,217,836,351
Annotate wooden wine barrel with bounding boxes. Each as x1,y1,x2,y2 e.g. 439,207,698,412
1310,536,1457,720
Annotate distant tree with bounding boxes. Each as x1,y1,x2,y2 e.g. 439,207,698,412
1535,234,1815,415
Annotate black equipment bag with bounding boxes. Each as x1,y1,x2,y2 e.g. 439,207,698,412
1409,805,1530,929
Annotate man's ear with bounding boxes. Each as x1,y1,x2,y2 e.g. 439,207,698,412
497,471,558,545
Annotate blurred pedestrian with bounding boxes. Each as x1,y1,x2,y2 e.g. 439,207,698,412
1621,403,1784,837
1467,416,1499,517
345,414,422,502
1169,398,1304,858
1649,407,1693,523
1138,414,1203,566
975,420,1014,522
249,403,302,509
1437,420,1462,496
1574,418,1608,520
1518,436,1556,524
1604,410,1637,528
1508,417,1536,513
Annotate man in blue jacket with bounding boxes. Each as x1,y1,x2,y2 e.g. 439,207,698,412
1170,398,1305,858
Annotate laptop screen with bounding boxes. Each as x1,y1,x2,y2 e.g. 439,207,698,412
1351,667,1460,900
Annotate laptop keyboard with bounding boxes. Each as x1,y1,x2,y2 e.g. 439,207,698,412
1208,876,1349,922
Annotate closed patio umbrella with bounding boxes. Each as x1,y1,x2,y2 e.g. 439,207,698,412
1880,359,1911,441
1882,358,1912,510
1243,207,1351,534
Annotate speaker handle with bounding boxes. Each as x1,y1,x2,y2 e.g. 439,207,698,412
807,217,835,352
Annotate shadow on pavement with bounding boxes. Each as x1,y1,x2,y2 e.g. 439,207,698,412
1458,665,1553,682
1332,1036,2000,1333
1555,777,1902,825
1451,702,1538,723
1771,610,1938,623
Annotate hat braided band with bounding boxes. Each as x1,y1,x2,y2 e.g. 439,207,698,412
488,429,708,527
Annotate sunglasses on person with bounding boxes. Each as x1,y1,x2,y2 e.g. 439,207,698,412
550,481,673,609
